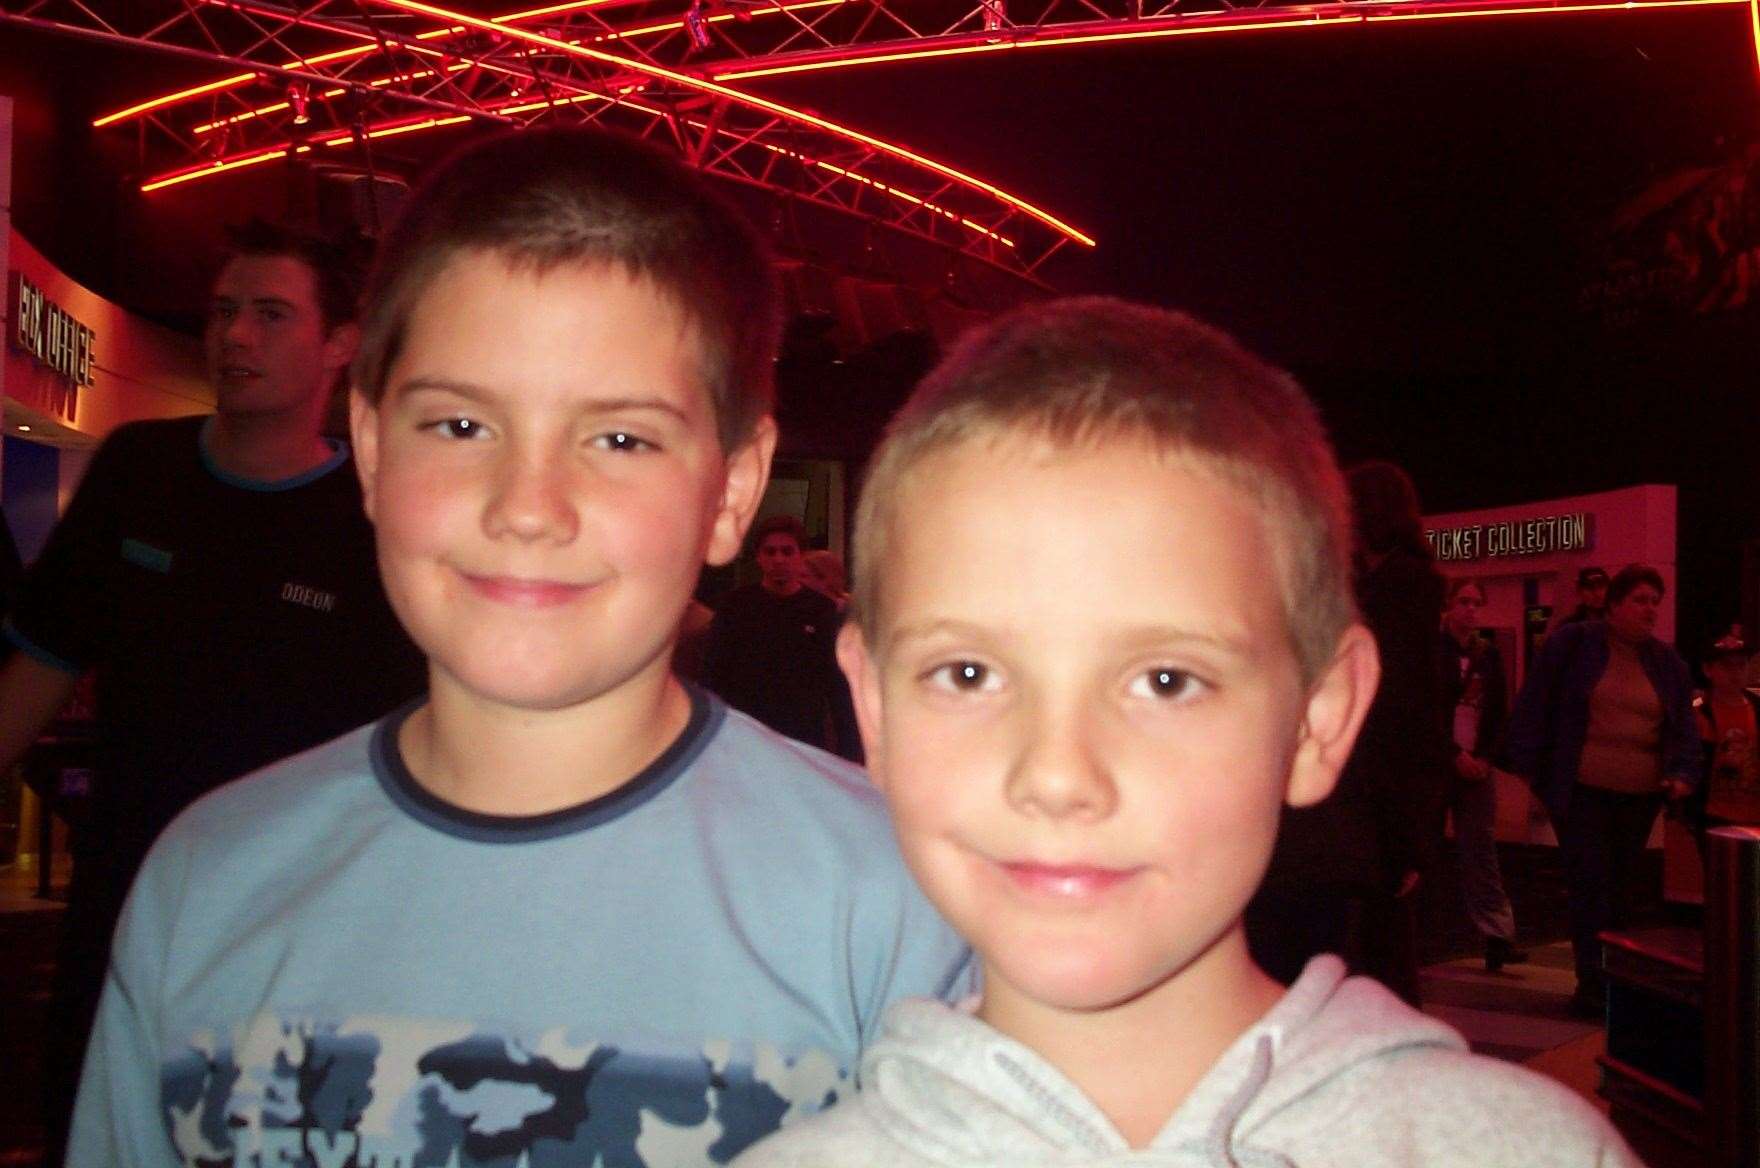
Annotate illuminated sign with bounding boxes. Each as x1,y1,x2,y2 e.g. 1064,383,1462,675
1425,513,1593,563
8,271,97,391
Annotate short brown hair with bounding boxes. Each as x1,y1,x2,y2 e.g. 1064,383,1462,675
752,513,808,551
352,127,780,450
849,296,1357,684
1346,460,1425,557
224,218,358,333
1606,564,1665,607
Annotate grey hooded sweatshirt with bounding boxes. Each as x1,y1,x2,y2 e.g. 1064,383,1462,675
733,957,1641,1168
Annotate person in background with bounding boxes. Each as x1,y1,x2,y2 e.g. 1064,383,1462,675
1554,565,1609,630
1438,578,1525,972
706,514,860,758
1250,459,1449,1006
802,547,849,613
0,221,425,1162
1689,630,1760,846
1506,564,1698,1017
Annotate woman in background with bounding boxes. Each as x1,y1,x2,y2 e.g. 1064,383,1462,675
1506,564,1698,1016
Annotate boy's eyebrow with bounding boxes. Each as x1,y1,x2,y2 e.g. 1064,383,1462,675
885,619,1256,658
389,377,489,403
883,619,983,647
1110,624,1258,660
392,377,691,420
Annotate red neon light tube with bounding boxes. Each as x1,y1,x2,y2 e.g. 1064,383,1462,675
186,0,845,138
715,0,1742,79
146,93,1021,248
359,0,1094,245
96,0,1745,129
92,26,463,127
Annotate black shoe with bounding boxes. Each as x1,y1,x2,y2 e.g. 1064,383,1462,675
1484,936,1529,972
1568,986,1606,1020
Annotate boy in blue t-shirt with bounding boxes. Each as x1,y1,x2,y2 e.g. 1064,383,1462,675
67,127,969,1168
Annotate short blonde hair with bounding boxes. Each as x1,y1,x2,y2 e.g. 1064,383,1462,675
850,296,1357,684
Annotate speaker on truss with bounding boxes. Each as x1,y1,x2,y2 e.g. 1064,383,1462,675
316,169,411,240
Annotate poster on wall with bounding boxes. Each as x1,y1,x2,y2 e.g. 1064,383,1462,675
1579,141,1760,327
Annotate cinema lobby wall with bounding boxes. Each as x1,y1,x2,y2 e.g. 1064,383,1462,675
1422,482,1678,823
1427,484,1677,635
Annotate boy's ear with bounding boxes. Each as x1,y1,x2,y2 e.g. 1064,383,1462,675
324,322,361,376
836,621,887,783
349,388,380,522
705,415,777,566
1285,624,1380,808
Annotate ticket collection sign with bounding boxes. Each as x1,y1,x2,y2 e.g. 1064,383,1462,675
8,269,96,393
1425,512,1593,563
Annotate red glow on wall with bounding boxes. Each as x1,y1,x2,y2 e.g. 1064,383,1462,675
1750,0,1760,74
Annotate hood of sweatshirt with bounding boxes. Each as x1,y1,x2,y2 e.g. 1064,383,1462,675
852,956,1468,1168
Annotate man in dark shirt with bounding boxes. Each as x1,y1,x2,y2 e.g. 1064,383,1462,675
0,222,424,1159
704,514,859,758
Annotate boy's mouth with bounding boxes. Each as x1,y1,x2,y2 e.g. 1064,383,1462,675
997,860,1142,899
462,574,596,608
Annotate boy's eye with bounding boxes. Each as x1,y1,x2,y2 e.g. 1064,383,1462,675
594,431,655,454
427,417,489,440
928,661,999,693
1130,667,1204,702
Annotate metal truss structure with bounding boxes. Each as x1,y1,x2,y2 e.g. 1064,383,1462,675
1,0,1752,282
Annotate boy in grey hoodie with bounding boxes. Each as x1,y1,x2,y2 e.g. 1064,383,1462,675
734,298,1639,1168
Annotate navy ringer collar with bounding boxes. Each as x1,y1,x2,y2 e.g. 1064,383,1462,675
198,416,350,491
370,686,723,843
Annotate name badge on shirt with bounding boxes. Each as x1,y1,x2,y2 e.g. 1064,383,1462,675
120,538,174,574
280,581,339,613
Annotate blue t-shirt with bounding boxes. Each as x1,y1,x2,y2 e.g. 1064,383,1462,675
69,689,971,1168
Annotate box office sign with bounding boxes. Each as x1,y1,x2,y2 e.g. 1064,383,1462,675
8,270,96,412
1425,512,1595,563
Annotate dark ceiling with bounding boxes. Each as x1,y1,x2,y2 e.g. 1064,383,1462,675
5,5,1755,352
4,6,1760,644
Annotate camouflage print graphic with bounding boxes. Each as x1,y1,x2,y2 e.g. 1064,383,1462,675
159,1014,849,1167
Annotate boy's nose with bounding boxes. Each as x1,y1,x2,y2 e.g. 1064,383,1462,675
1004,706,1118,821
483,452,580,545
